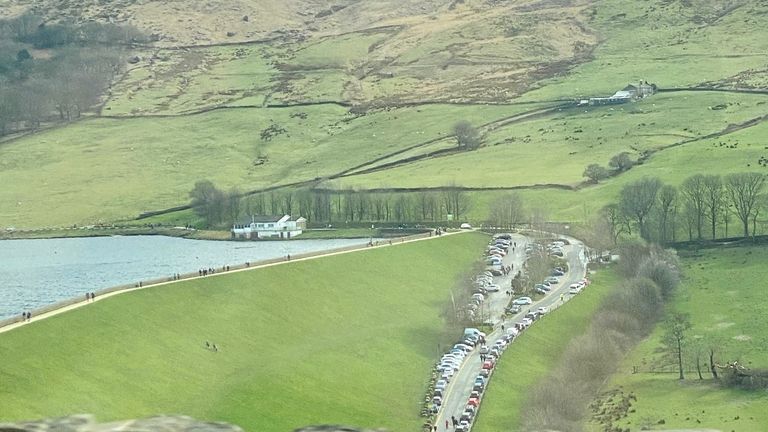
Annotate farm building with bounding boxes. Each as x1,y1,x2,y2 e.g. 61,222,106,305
232,215,307,239
586,81,657,106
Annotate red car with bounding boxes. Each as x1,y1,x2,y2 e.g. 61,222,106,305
482,360,494,370
468,398,480,407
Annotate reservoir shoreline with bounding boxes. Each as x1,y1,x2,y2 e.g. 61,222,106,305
0,230,443,333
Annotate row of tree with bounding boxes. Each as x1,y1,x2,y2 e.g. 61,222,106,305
523,243,681,431
592,172,766,246
582,151,636,183
189,181,473,227
0,14,144,136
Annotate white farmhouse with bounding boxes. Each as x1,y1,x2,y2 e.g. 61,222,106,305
232,215,307,239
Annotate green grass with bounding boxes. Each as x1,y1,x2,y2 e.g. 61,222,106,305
586,245,768,431
0,232,489,431
456,117,768,224
334,92,768,189
0,103,522,229
471,267,618,431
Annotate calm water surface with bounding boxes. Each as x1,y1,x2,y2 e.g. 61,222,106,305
0,235,373,319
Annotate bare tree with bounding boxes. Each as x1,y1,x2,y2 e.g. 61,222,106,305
661,313,692,380
680,174,707,240
725,172,766,238
189,180,226,227
453,120,480,150
657,184,677,243
619,177,662,241
442,185,470,221
226,188,242,224
702,175,724,239
487,193,525,228
599,204,630,245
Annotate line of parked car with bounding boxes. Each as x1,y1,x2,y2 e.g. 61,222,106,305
431,328,488,411
433,326,519,432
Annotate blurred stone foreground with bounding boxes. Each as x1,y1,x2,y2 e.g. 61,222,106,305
0,415,386,432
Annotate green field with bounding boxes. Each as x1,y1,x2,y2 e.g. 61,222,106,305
586,245,768,431
3,0,767,230
0,232,488,430
472,268,618,431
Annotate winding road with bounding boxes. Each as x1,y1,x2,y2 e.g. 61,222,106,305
434,233,588,431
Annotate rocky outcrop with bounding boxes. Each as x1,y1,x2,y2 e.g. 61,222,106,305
0,415,243,432
0,416,391,432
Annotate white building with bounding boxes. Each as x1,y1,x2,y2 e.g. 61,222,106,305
232,215,307,239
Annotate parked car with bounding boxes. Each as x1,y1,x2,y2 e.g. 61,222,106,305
484,284,501,292
505,304,521,314
537,306,549,315
513,296,533,305
534,283,551,292
545,276,560,284
435,379,448,390
460,223,472,229
482,360,495,370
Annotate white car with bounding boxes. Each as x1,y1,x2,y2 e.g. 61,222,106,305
460,223,472,229
513,296,533,305
435,379,448,390
569,283,582,294
484,284,501,292
537,306,549,315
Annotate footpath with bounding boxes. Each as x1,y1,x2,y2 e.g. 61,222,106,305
0,230,463,335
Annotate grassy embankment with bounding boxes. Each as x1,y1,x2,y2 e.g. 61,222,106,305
471,267,619,431
0,232,488,431
585,245,768,432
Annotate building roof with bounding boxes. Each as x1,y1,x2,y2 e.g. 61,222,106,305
622,84,638,91
236,215,284,225
236,215,306,225
611,90,634,98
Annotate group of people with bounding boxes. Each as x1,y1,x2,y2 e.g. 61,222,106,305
85,292,97,302
199,266,231,277
427,416,459,431
204,341,219,352
19,311,31,322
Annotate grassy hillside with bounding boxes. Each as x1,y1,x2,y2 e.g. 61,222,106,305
586,245,768,431
0,232,488,431
472,268,618,431
1,0,766,230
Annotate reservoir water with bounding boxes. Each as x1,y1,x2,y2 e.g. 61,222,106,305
0,235,373,320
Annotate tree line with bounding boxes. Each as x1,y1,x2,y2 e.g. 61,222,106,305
523,243,681,431
190,180,472,228
0,13,144,136
590,172,766,247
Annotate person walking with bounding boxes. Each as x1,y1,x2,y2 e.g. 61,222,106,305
445,419,450,429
